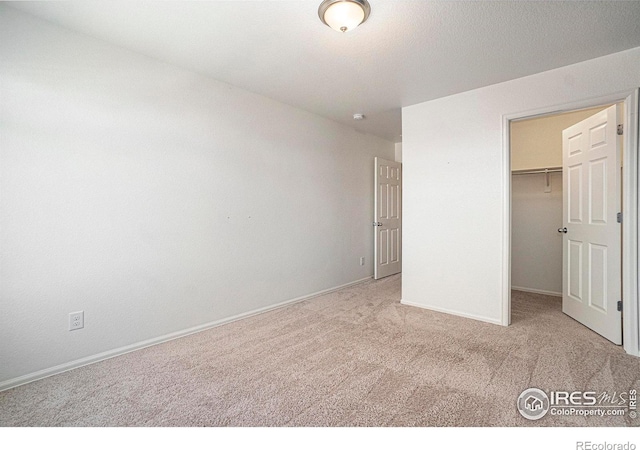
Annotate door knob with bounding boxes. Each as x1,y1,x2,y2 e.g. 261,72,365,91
557,227,567,233
373,222,382,227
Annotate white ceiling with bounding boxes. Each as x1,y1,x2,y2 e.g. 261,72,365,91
9,1,640,142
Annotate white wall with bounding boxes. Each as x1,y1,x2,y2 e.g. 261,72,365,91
511,173,563,295
0,8,394,386
402,46,640,324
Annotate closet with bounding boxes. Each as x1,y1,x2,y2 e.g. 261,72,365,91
510,105,614,297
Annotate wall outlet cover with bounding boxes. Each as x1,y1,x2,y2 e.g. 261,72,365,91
69,311,84,331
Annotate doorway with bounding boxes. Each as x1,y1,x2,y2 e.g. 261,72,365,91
374,157,402,280
503,89,639,356
510,104,621,342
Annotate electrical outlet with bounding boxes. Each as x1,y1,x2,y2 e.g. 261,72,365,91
360,256,365,266
69,311,84,331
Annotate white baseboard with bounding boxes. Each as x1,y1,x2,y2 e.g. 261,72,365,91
0,276,372,392
511,286,562,297
400,299,503,326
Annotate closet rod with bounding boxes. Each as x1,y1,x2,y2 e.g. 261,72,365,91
512,166,562,176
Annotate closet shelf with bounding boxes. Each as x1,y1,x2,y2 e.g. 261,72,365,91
512,166,562,175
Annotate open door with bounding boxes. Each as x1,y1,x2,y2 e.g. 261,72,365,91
374,157,402,280
562,105,622,344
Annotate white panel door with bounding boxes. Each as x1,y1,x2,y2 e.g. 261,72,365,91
374,157,402,279
562,105,621,344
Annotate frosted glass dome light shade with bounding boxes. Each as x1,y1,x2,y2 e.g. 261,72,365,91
318,0,371,33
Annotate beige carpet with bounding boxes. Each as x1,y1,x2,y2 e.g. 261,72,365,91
1,275,638,427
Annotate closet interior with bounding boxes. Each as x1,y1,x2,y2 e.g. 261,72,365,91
510,105,615,297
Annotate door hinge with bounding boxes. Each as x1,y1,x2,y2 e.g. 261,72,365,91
617,124,623,135
617,301,622,312
617,212,623,223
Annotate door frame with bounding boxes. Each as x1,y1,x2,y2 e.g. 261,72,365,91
501,89,640,356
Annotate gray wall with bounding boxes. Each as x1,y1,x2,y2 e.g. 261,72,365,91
511,173,563,295
0,8,395,385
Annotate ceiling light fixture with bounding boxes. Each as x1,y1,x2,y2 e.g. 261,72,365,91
318,0,371,33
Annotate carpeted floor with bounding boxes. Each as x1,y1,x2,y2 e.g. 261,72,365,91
1,274,638,427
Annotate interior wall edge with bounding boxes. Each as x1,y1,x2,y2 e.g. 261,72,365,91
400,299,503,326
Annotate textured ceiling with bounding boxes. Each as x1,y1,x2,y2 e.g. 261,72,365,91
8,1,640,142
